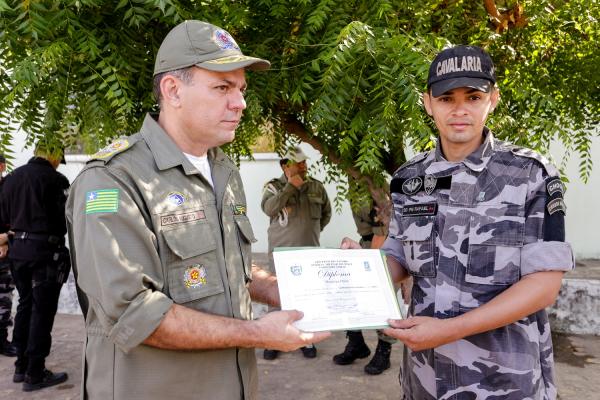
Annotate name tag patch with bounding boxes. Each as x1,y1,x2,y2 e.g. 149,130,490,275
160,210,206,226
402,203,438,217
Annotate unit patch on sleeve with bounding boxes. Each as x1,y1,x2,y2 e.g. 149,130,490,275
546,178,566,197
402,202,438,217
546,198,566,215
85,189,119,214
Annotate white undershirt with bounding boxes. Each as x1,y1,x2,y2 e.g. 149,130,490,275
183,152,214,188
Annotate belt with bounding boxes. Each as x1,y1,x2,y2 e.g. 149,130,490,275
361,233,374,242
11,231,63,245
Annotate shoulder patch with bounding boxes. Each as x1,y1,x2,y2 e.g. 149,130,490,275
89,138,134,163
510,147,559,177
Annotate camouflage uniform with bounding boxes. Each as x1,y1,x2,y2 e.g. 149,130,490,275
382,129,574,400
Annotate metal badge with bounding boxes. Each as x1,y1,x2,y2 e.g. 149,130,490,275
424,175,437,195
402,177,423,195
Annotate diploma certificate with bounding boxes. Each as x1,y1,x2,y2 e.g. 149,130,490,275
273,247,402,332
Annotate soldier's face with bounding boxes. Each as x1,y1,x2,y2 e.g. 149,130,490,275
423,87,498,157
283,160,307,178
173,67,247,151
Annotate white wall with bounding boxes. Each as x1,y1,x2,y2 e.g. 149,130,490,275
4,131,599,258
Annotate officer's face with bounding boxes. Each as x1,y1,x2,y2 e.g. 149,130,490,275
167,67,247,153
423,87,498,160
283,160,307,178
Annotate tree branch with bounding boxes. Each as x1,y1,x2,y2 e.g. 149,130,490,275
281,114,392,225
483,0,527,32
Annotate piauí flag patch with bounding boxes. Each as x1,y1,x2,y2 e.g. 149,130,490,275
85,189,120,214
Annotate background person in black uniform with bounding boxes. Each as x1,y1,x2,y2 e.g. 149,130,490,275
0,153,17,357
0,142,70,391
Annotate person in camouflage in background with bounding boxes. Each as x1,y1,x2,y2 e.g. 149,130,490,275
0,154,17,357
342,45,573,399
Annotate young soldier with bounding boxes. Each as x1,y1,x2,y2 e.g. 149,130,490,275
344,45,573,399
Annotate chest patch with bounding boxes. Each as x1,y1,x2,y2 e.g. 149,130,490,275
184,264,207,288
402,202,438,217
231,204,247,216
392,175,452,196
167,191,186,206
160,210,206,226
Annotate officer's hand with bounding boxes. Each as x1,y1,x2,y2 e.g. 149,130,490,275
287,174,304,188
0,244,7,258
383,317,460,351
254,310,331,352
340,237,361,249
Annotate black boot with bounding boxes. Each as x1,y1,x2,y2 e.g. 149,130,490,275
364,339,391,375
23,369,68,392
0,330,16,357
333,331,370,365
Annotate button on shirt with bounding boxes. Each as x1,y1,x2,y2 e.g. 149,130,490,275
381,129,574,400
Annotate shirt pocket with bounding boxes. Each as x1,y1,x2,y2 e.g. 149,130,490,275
308,194,324,219
466,212,524,285
234,215,256,281
162,221,225,304
398,216,436,278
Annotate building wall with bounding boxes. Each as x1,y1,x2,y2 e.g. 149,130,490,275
5,132,600,258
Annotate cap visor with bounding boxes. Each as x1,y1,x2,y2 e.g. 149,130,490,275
430,77,492,97
198,55,270,72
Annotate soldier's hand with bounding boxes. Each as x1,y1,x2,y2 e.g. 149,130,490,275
254,310,331,351
287,174,304,188
340,237,361,249
0,244,7,258
383,316,459,351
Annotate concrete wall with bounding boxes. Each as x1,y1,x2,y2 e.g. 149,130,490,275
6,131,599,258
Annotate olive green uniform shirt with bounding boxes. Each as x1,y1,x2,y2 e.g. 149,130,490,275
352,206,388,249
66,114,257,400
261,174,331,270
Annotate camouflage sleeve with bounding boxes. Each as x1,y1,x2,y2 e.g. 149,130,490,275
521,163,574,276
380,192,407,265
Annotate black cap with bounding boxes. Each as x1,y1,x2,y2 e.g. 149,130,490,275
427,45,496,97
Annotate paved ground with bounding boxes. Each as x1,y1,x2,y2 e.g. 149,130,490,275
0,313,598,399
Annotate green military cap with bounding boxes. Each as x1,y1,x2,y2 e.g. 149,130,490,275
154,20,271,75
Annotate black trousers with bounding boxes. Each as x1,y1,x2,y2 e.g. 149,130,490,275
10,259,63,376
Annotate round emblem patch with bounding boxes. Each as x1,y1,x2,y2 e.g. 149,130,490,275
402,177,423,195
184,264,207,288
214,29,240,51
167,191,186,206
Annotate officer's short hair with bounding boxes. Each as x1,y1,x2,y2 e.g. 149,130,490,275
153,67,196,106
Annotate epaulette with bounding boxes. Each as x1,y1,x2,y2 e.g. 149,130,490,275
88,137,137,164
393,151,430,175
510,147,559,177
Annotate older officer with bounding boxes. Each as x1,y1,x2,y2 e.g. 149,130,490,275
261,146,332,360
66,21,329,400
344,45,573,399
